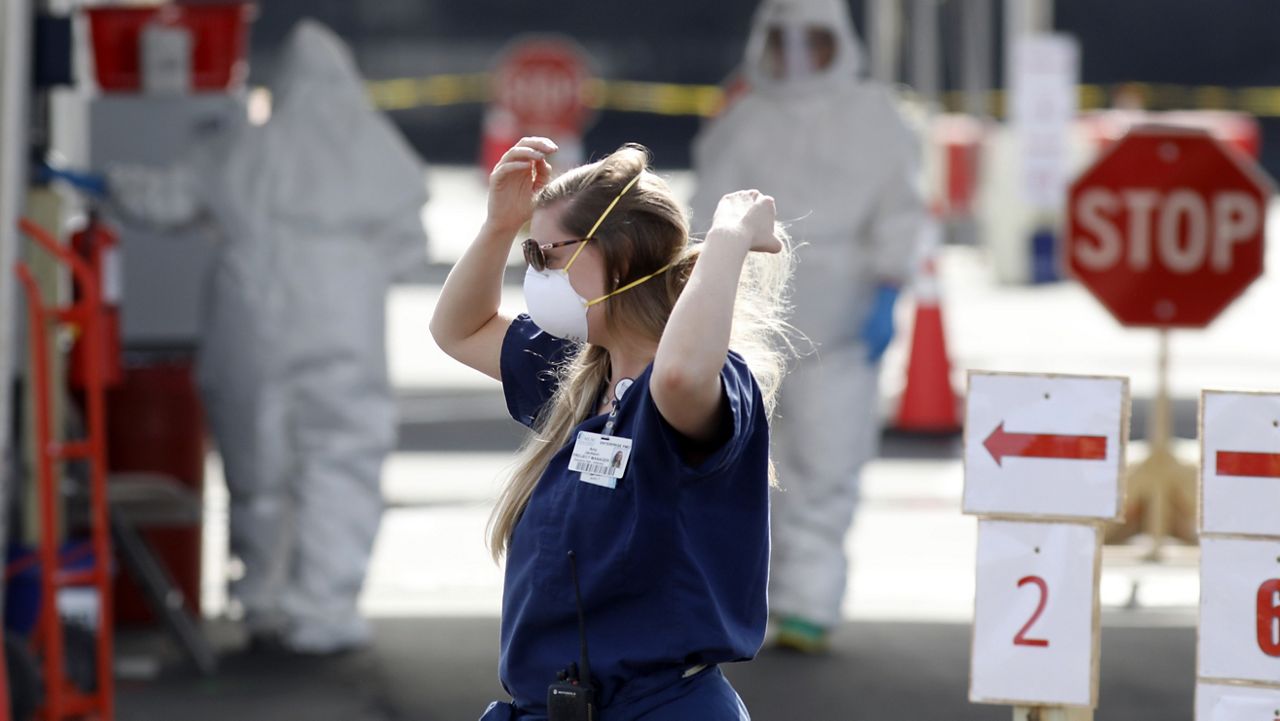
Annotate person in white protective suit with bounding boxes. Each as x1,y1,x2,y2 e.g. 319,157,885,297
690,0,925,653
107,20,428,654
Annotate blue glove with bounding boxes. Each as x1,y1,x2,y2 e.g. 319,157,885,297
35,162,108,198
860,284,900,363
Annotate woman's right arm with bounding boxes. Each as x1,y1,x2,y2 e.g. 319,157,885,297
429,137,557,380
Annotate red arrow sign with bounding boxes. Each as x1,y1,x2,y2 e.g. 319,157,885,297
1216,451,1280,478
984,423,1108,467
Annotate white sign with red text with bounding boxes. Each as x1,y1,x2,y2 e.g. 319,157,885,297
1066,126,1272,328
971,520,1100,708
1200,537,1280,686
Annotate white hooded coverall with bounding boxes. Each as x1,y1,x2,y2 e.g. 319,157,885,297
690,0,925,628
110,20,428,652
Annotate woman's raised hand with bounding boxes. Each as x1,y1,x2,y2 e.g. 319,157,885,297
486,137,557,234
709,189,782,253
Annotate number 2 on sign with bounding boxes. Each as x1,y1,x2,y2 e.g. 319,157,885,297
1013,575,1050,648
1258,579,1280,657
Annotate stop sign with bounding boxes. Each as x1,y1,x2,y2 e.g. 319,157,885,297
1066,126,1274,327
492,37,594,135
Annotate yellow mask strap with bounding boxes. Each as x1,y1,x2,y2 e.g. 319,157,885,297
565,173,643,271
584,262,675,308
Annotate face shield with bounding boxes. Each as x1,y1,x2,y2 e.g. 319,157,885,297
762,24,839,81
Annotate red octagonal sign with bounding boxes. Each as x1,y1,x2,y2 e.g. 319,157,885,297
1066,125,1274,328
492,37,594,135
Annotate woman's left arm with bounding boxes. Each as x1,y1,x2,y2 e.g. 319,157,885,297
651,190,780,442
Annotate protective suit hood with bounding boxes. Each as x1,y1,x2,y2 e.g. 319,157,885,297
743,0,865,96
269,20,365,109
221,19,427,236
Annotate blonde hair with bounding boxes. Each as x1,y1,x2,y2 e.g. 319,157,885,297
487,144,794,560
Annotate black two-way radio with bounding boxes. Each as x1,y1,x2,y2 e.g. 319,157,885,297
547,551,597,721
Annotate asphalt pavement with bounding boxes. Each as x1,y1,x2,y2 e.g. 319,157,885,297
118,617,1195,721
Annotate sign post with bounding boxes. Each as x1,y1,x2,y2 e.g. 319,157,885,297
0,1,34,713
965,371,1131,721
1195,391,1280,718
1066,126,1273,556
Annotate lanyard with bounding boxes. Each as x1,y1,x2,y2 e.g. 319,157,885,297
602,378,634,437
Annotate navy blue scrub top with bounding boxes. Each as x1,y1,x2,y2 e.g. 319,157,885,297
497,315,771,714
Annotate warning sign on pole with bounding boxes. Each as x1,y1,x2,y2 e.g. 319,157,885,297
1196,390,1280,717
964,372,1130,521
1067,125,1276,552
482,35,596,171
492,37,594,135
964,370,1130,719
1066,126,1273,328
1199,536,1280,686
1200,390,1280,538
971,519,1101,708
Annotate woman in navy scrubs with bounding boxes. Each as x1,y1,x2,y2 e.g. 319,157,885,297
431,138,793,720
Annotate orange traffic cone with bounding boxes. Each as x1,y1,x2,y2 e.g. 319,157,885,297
894,246,961,435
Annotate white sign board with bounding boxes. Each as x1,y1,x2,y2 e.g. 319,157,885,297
1011,33,1080,212
1201,391,1280,538
965,372,1129,520
971,520,1101,708
1196,683,1280,721
1200,537,1280,685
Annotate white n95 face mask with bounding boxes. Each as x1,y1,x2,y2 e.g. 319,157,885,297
520,172,674,342
524,266,591,342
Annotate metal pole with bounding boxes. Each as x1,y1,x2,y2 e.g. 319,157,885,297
1005,0,1055,94
961,0,994,117
1,0,35,602
1152,331,1171,455
1006,0,1054,37
1147,330,1172,551
909,0,940,107
866,0,901,85
1036,0,1055,32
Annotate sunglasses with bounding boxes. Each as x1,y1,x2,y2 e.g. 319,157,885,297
521,237,590,272
520,173,644,273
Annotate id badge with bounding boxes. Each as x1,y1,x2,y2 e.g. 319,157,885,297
569,431,633,489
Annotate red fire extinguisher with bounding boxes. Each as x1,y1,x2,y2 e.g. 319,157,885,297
69,212,123,389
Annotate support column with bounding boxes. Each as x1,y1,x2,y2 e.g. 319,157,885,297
909,0,940,107
866,0,901,85
0,0,35,555
960,0,994,117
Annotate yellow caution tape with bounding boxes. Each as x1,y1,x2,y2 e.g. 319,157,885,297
366,73,1280,119
367,73,491,112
